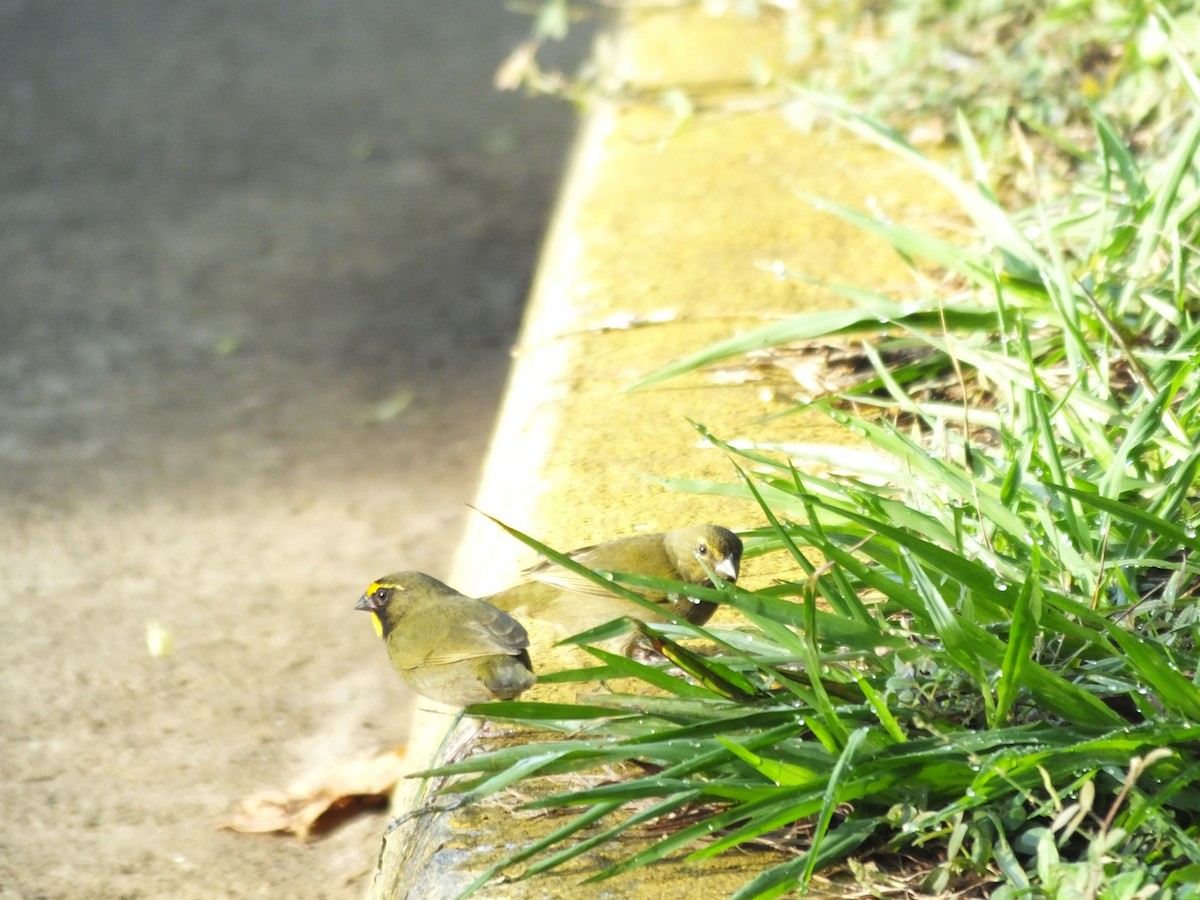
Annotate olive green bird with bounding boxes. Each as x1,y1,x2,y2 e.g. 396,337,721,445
485,523,743,654
355,571,536,707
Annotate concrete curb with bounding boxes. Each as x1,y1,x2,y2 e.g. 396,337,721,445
368,6,948,897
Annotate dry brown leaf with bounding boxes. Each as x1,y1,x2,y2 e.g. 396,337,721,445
221,748,406,840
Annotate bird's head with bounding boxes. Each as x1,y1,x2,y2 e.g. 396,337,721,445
668,524,743,585
355,571,446,638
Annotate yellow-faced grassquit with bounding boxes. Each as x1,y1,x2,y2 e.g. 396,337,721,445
485,523,743,654
355,571,536,707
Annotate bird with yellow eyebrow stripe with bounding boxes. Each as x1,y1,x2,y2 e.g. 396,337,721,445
355,571,536,707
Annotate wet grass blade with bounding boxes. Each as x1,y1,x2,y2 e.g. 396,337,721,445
994,550,1042,727
581,645,719,699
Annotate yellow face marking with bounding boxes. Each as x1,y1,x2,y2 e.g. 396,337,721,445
366,580,403,595
364,581,400,639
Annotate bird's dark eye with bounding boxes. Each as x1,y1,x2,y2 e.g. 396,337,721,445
374,588,392,603
697,542,708,556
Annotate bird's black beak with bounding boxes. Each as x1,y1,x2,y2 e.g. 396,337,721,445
356,592,387,639
715,556,739,581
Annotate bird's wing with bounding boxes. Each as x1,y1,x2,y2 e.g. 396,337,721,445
523,536,669,599
523,563,620,599
419,598,529,667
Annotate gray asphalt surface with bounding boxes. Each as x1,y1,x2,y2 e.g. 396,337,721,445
0,2,585,896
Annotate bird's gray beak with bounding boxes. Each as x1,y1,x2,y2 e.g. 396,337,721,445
355,593,374,611
714,557,739,581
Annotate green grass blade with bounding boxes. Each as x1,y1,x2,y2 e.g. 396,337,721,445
731,819,880,900
582,645,719,699
994,551,1042,728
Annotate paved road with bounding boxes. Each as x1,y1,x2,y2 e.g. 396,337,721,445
0,2,585,896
